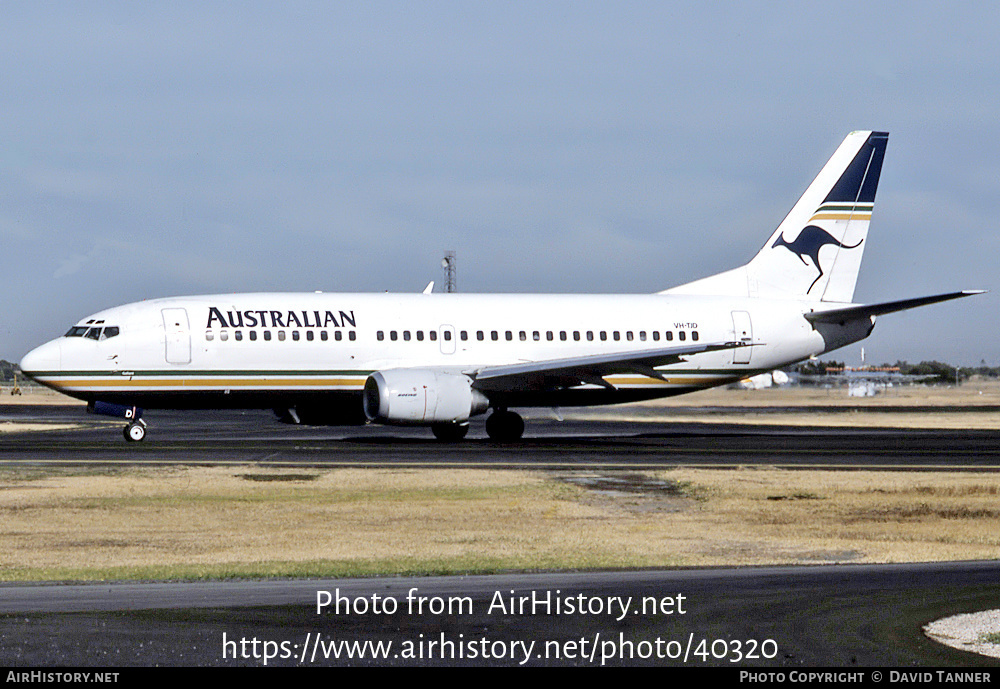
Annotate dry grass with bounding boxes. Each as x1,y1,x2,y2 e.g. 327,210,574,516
3,382,1000,580
0,386,83,406
3,465,1000,581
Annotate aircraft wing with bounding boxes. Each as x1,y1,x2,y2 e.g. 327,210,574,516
469,341,746,392
805,290,985,325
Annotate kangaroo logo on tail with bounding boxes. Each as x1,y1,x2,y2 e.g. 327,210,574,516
772,226,863,294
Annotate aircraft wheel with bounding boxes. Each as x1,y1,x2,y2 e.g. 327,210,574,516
432,422,469,441
485,410,524,441
124,422,146,442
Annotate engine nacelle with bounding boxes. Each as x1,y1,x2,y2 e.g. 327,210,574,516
363,369,489,425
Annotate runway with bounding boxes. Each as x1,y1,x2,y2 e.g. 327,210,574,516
2,404,1000,667
3,405,1000,470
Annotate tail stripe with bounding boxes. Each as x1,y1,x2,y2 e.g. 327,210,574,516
808,202,873,222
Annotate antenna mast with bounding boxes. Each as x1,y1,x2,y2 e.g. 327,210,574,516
442,251,457,293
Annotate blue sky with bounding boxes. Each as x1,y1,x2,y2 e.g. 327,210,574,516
2,2,997,364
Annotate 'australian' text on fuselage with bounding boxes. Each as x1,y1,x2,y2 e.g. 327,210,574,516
206,307,357,330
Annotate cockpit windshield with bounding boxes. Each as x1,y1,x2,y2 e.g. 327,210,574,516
65,325,120,340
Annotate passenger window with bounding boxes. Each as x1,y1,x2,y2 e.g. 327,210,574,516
390,331,397,341
292,331,300,341
444,330,452,341
430,331,437,341
586,331,594,341
560,331,567,341
306,331,313,341
349,331,356,341
652,331,660,341
491,331,498,341
264,331,271,341
519,331,526,341
403,331,411,341
417,331,424,341
627,331,633,341
460,331,468,341
613,331,620,341
573,331,580,341
477,331,484,341
321,331,328,341
220,330,229,341
205,330,214,342
600,331,607,341
666,331,673,341
679,331,686,341
235,331,243,341
377,331,385,341
250,331,258,341
278,331,286,341
533,331,540,341
546,331,554,341
639,331,646,341
692,331,699,341
505,331,512,341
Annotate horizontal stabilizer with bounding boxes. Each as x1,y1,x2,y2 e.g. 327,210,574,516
805,290,985,325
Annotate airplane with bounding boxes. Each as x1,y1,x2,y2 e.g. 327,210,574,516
19,131,982,442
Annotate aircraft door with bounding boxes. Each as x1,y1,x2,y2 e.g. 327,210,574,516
731,311,752,364
162,308,192,364
439,325,456,355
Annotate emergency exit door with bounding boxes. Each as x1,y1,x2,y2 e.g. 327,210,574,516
731,311,752,364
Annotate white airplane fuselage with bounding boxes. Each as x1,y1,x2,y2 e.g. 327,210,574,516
21,291,828,411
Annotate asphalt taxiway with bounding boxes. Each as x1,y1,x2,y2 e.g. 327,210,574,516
2,562,1000,666
3,404,1000,470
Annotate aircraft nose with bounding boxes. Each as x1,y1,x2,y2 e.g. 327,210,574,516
19,339,62,379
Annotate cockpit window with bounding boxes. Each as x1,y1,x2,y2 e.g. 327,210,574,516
65,325,120,340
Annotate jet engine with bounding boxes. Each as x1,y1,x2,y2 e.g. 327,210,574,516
363,369,489,425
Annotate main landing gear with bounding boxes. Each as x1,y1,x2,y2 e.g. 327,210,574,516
485,409,524,442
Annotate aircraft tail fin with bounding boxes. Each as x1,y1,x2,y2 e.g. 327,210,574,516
662,131,888,303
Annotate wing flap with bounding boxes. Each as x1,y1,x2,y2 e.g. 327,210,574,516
470,341,746,392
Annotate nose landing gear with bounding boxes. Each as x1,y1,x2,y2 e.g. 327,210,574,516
88,401,147,443
124,419,148,442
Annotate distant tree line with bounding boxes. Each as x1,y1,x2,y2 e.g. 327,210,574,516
795,359,1000,385
0,360,17,382
795,360,846,376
